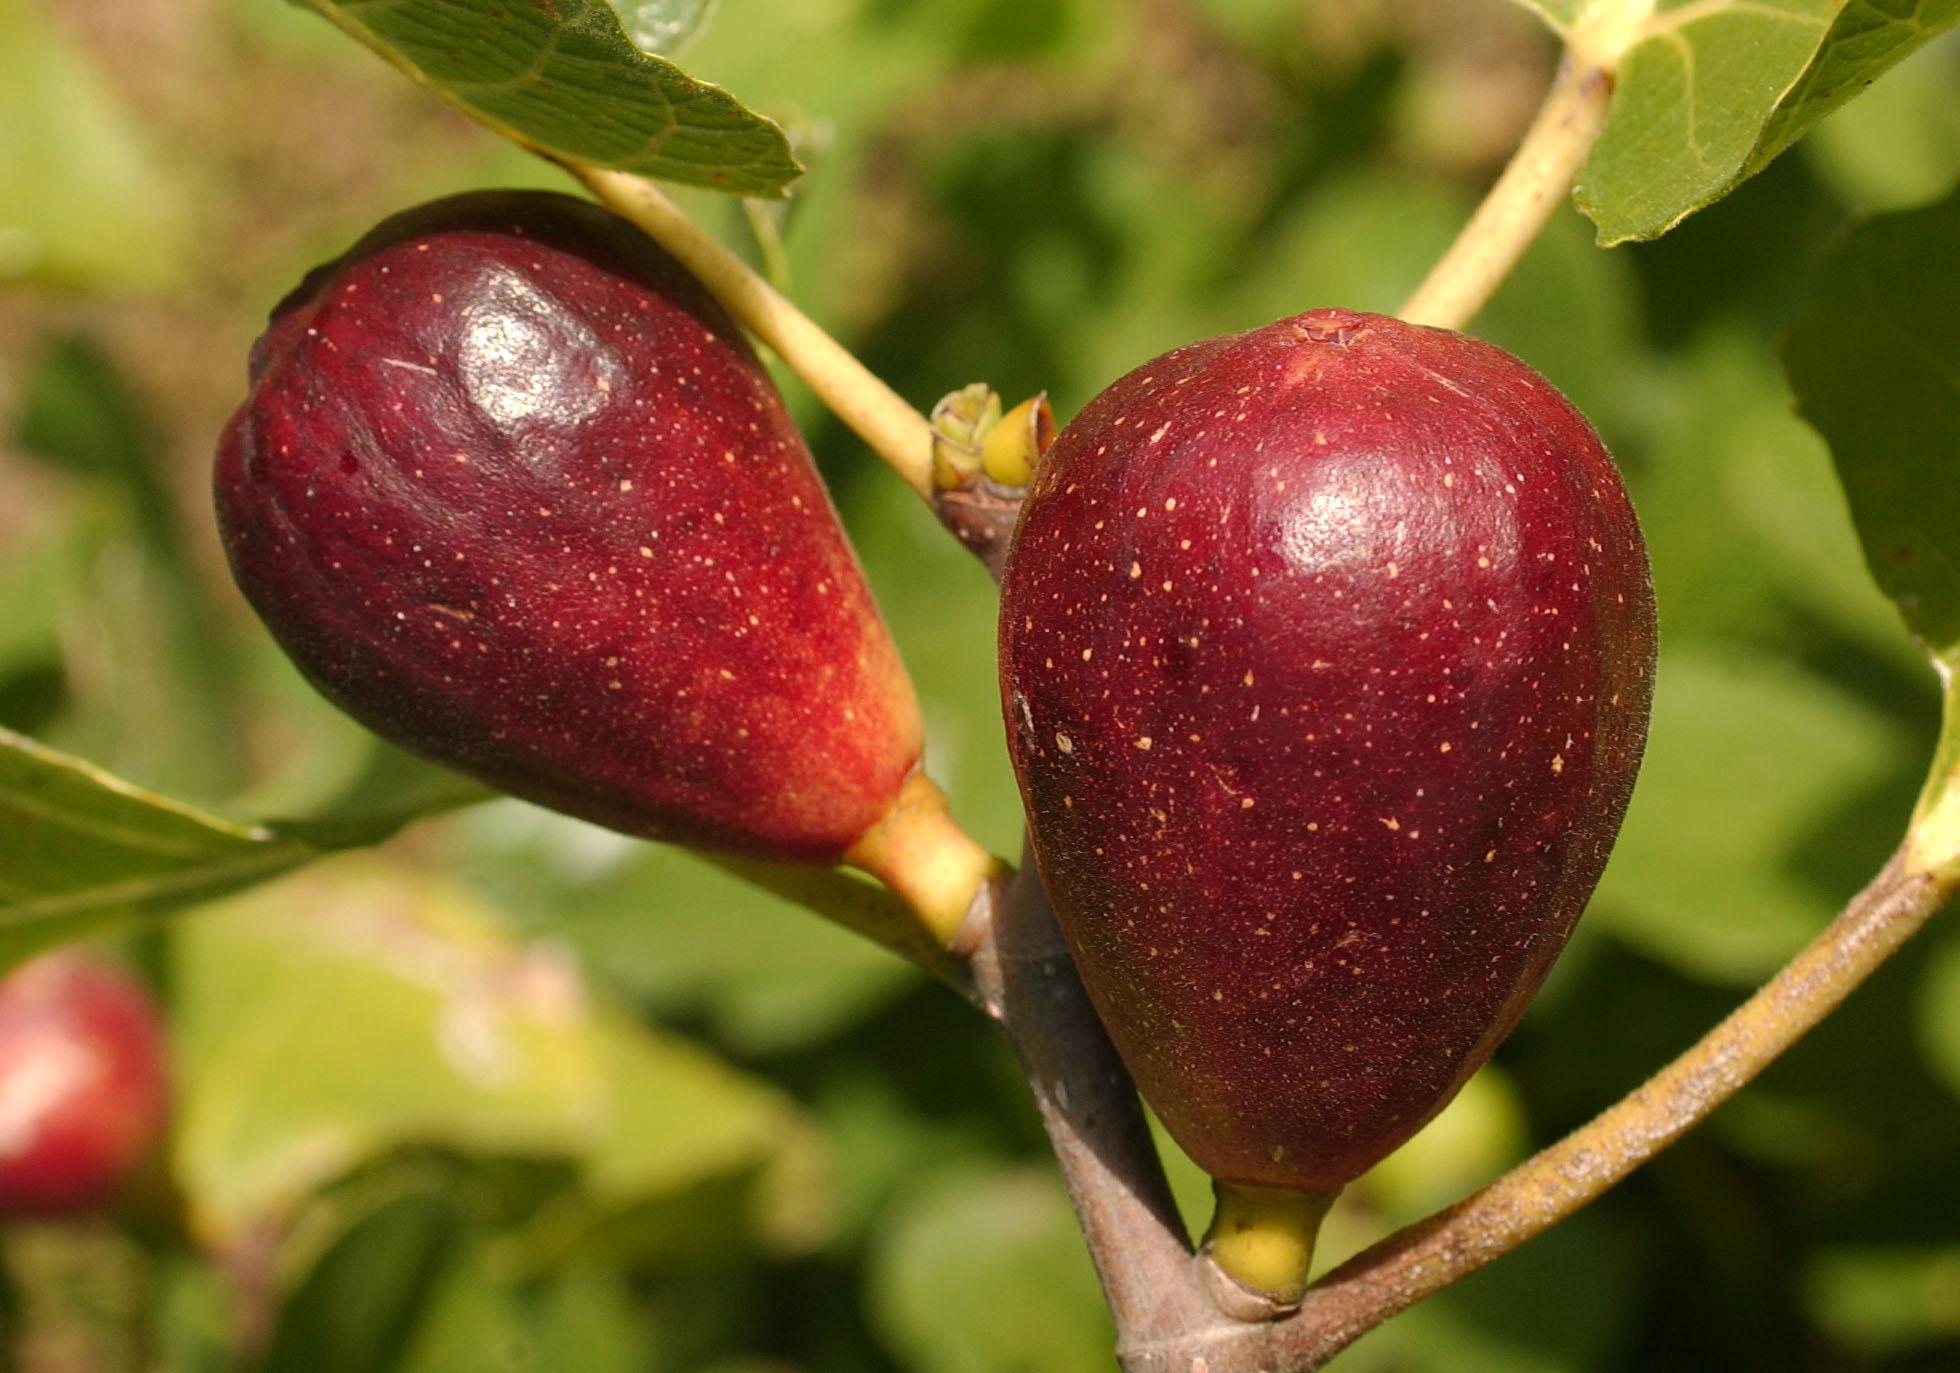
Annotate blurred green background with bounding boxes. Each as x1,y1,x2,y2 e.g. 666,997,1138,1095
3,0,1960,1369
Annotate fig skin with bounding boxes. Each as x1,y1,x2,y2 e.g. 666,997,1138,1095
0,953,169,1216
217,191,922,864
999,308,1654,1195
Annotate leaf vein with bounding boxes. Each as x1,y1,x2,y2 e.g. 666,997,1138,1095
0,846,313,927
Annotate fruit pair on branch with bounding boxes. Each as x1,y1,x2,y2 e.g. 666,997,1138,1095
212,186,1657,1332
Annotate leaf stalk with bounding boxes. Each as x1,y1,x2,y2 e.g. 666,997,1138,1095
571,164,939,499
1398,57,1614,332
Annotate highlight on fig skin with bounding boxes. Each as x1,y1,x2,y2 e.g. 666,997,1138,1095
999,307,1655,1294
215,190,927,869
0,951,169,1217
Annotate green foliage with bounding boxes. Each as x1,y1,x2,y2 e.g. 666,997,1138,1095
1803,40,1960,209
1784,187,1960,867
1592,649,1914,981
461,825,923,1056
14,335,250,793
1917,934,1960,1100
868,1164,1113,1373
1360,1068,1530,1223
1579,0,1842,242
1512,0,1960,242
1805,1243,1960,1356
1747,0,1960,186
3,0,1960,1369
0,729,461,970
1785,189,1960,667
171,856,825,1253
295,0,799,195
1351,1214,1637,1373
0,0,190,287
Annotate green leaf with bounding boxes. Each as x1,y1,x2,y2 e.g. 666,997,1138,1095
1802,41,1960,211
611,0,720,55
14,332,152,483
259,1180,473,1373
170,856,826,1252
1143,1107,1214,1243
171,863,605,1242
1578,0,1836,242
299,0,798,196
1575,0,1960,243
812,1063,1021,1250
0,728,457,969
520,1265,657,1373
150,1248,233,1373
0,0,191,288
1784,190,1960,873
1589,649,1916,982
1635,328,1920,670
1784,190,1960,667
1746,0,1960,184
868,1165,1113,1373
394,1252,533,1373
254,1161,673,1373
581,991,835,1257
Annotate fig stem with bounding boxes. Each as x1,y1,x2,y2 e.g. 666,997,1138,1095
569,165,939,500
971,847,1207,1343
696,852,974,992
1274,846,1952,1369
1397,56,1613,332
844,773,1007,947
1200,1183,1337,1312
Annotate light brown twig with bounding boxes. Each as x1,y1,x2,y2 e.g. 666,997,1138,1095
1398,57,1613,332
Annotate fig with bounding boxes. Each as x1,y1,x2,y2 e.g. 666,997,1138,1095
216,191,925,869
999,309,1653,1290
0,952,169,1216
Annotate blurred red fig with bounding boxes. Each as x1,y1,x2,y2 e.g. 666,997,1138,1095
0,952,168,1216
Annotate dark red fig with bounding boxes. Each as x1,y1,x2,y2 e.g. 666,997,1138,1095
0,952,168,1216
216,191,923,867
1000,309,1653,1209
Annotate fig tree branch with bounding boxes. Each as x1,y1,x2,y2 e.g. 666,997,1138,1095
967,853,1220,1355
936,456,1258,1363
940,540,1265,1358
570,164,940,499
1398,56,1613,332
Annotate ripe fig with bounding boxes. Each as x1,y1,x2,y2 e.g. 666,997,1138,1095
216,191,931,872
0,952,169,1216
999,309,1653,1291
